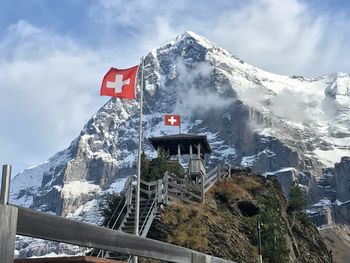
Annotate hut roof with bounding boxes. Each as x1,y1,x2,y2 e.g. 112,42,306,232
148,133,212,155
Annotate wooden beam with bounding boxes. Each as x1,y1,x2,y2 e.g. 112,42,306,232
1,164,11,204
192,253,208,263
167,182,202,201
14,256,119,263
201,175,205,204
12,204,236,263
0,205,18,263
197,143,201,159
15,205,191,262
14,205,235,263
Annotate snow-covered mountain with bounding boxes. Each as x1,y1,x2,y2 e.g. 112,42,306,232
11,31,350,257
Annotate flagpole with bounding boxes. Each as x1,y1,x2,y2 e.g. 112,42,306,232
133,57,144,263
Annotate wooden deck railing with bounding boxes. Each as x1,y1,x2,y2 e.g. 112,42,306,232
0,164,235,263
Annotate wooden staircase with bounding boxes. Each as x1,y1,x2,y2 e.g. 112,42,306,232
101,179,160,261
119,195,157,237
98,164,231,261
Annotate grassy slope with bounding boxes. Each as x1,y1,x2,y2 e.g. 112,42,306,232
146,169,330,263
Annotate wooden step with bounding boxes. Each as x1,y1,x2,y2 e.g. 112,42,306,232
124,215,148,222
123,221,146,227
121,226,141,232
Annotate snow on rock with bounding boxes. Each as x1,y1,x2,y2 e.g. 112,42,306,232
15,177,127,258
10,31,350,257
241,155,257,167
314,148,350,167
61,181,100,199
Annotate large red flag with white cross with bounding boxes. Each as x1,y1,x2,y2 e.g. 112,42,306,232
100,66,139,99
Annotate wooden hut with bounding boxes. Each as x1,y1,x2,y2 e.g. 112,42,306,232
148,133,212,178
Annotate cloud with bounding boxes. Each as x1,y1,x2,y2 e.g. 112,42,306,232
90,0,350,76
0,21,109,173
269,89,313,123
2,0,350,174
174,59,233,117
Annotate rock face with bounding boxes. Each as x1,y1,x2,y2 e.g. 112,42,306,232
335,157,350,202
320,224,350,263
9,31,350,256
147,170,330,263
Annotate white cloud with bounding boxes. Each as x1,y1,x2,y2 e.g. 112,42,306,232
0,21,109,173
174,59,233,117
2,0,350,174
91,0,350,76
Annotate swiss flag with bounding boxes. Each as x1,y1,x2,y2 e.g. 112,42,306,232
100,66,139,99
165,114,180,126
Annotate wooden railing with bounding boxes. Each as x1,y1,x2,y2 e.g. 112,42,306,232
166,172,202,204
120,163,232,207
0,164,234,263
189,158,206,176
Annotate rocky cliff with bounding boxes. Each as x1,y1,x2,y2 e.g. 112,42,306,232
9,31,350,257
320,224,350,263
146,169,330,263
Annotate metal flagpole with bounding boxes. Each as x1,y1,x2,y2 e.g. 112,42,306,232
133,57,144,263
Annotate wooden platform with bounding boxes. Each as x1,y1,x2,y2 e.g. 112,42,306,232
14,256,122,263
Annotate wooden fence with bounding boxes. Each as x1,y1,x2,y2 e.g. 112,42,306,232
0,164,235,263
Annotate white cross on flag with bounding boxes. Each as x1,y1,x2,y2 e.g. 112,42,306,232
100,66,139,99
165,114,180,126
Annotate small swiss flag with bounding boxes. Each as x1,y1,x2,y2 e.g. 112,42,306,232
165,114,180,126
100,66,139,99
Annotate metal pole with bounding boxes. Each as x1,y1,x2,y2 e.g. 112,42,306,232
1,164,12,204
133,57,144,263
257,221,263,263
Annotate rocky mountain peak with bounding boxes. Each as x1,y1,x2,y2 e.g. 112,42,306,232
9,31,350,257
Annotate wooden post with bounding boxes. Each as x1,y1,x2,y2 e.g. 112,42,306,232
1,164,12,204
1,164,18,263
197,143,201,159
189,144,193,159
201,174,205,204
157,179,162,203
178,144,181,162
125,181,131,209
0,205,18,263
163,172,168,205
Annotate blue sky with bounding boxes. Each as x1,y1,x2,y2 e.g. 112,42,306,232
1,0,350,175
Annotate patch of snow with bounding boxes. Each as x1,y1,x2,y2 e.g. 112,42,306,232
335,199,350,206
314,148,350,167
107,177,128,194
258,149,276,157
263,167,296,177
15,176,128,258
313,198,332,207
61,181,100,198
241,155,257,167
